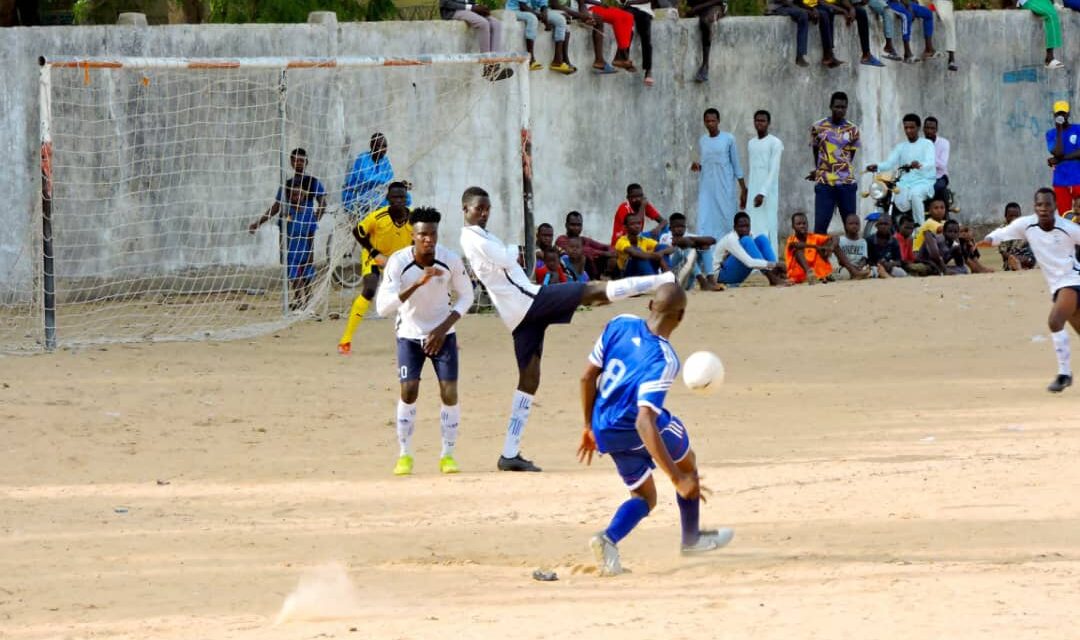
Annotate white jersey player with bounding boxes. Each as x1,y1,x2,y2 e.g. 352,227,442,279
376,207,474,475
982,188,1080,392
458,186,675,472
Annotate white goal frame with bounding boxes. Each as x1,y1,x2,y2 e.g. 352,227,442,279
35,53,533,351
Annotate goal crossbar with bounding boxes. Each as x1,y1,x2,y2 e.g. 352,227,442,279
38,53,530,71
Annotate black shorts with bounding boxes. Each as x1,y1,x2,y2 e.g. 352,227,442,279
1052,285,1080,304
397,333,459,382
511,282,587,370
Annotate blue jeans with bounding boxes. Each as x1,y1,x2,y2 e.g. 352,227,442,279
770,5,809,57
623,244,669,276
718,235,777,285
888,0,933,42
669,247,715,288
813,182,858,234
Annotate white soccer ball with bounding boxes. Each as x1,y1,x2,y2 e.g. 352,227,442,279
682,351,725,394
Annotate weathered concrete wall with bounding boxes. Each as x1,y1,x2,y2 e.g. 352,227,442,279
2,11,1078,296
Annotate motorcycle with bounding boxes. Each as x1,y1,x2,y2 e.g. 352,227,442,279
861,165,960,236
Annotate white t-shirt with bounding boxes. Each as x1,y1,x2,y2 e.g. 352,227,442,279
986,214,1080,294
717,231,770,269
835,235,869,269
375,244,475,340
459,225,540,331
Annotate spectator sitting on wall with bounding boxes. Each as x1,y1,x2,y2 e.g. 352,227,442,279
556,210,615,280
507,0,576,74
622,0,656,86
886,0,935,63
785,211,836,284
576,0,636,74
685,0,729,82
1010,0,1063,69
612,183,667,246
933,0,958,71
999,202,1038,271
820,0,886,67
439,0,515,81
716,211,788,287
866,0,902,62
659,212,726,291
615,212,673,277
764,0,818,68
866,216,908,278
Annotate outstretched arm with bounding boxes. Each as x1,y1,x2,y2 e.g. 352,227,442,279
249,201,281,233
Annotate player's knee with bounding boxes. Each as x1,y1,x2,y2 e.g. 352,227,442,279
362,287,377,300
400,382,420,403
439,384,458,405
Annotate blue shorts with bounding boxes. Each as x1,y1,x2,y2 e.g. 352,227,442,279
511,282,586,370
286,236,315,282
607,413,691,490
397,333,459,382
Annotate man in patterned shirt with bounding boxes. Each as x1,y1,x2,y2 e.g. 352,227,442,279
809,91,861,234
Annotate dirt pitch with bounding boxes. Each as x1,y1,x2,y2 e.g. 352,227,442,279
2,269,1078,639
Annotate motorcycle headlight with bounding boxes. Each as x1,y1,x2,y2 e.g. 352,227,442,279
869,182,887,200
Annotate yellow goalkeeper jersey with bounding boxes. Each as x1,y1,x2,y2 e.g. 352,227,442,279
357,206,413,258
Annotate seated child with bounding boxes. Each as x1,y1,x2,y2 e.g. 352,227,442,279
560,236,591,282
866,216,907,278
958,225,994,274
534,246,568,284
911,198,948,254
659,212,724,291
614,212,673,276
916,218,967,275
998,202,1037,271
895,215,933,276
716,211,786,286
832,212,872,280
785,211,835,285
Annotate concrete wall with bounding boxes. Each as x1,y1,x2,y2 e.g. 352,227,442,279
2,11,1078,299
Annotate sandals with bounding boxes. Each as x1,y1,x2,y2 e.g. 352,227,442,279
592,63,617,74
1047,59,1065,69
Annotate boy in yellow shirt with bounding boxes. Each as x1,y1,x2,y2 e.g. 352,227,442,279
614,212,673,276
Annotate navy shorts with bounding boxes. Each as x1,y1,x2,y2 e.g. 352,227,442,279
511,282,587,370
608,413,691,490
397,333,459,382
1052,285,1080,304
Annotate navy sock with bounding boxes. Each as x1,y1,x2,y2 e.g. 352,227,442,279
604,497,650,544
677,494,700,546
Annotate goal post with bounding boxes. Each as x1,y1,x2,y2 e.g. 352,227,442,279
18,52,530,352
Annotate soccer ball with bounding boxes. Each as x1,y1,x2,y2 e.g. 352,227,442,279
682,351,724,394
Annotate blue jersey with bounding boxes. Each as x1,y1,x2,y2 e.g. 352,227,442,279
1047,125,1080,187
589,314,680,453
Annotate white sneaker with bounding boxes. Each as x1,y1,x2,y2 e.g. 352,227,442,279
1047,59,1065,70
681,528,735,555
589,533,624,576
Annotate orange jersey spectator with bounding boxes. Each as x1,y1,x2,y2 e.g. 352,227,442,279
784,211,834,284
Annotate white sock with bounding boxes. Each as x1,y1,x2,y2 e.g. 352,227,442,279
1052,330,1072,376
605,272,675,301
440,404,460,458
396,400,416,457
501,390,533,459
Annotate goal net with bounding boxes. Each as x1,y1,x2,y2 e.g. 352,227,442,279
3,54,528,352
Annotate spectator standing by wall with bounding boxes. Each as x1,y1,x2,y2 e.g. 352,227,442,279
923,116,950,204
809,91,860,234
747,110,784,251
693,108,748,253
1048,100,1080,214
1013,0,1064,68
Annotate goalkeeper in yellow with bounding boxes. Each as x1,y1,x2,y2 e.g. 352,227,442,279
338,181,413,355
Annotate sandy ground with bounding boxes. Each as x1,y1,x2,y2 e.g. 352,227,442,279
2,269,1079,640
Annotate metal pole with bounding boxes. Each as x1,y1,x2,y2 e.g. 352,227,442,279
38,58,57,351
278,68,290,315
518,58,535,275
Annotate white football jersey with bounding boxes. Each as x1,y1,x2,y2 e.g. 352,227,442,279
987,214,1080,294
375,245,474,340
459,225,539,331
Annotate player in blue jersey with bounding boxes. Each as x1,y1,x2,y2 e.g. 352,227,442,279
577,283,734,576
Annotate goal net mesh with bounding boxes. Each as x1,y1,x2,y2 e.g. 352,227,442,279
2,56,525,352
